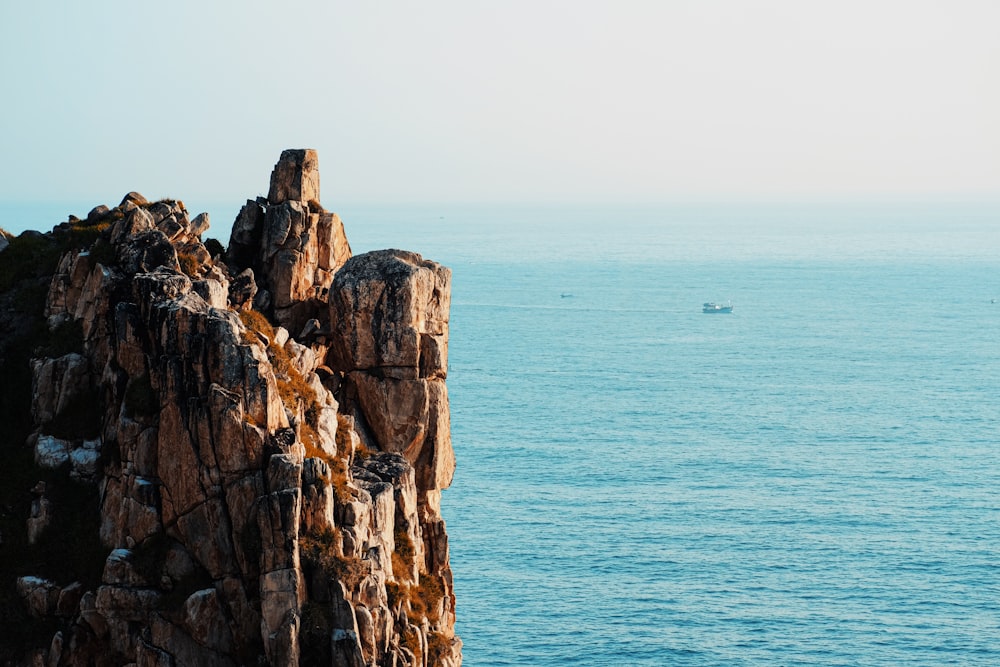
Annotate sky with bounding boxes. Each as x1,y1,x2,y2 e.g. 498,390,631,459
0,0,998,208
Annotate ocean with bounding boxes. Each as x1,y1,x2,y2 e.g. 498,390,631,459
344,202,1000,666
4,201,1000,665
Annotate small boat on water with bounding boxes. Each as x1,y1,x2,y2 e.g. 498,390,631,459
703,301,734,314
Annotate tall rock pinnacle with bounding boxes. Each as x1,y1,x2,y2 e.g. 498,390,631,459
268,149,321,204
227,150,352,335
0,151,462,666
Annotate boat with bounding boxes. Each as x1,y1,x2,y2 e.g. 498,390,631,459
703,301,734,314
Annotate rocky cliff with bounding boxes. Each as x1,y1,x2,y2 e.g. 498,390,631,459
0,151,461,666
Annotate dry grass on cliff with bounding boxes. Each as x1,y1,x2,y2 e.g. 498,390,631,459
401,627,423,664
299,438,353,504
299,528,371,591
392,525,416,581
387,571,446,623
238,309,324,449
240,310,354,506
427,631,452,664
276,372,318,423
338,414,374,465
387,531,422,611
238,309,274,343
400,625,451,664
326,456,353,504
413,573,445,618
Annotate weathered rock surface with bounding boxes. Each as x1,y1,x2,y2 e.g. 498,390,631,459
331,250,456,493
226,150,352,335
1,151,461,666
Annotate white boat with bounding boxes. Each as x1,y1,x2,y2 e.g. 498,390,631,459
702,301,734,314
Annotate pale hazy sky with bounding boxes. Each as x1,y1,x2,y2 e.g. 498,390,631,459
1,1,997,205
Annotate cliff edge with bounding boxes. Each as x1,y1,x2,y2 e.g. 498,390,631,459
0,151,461,666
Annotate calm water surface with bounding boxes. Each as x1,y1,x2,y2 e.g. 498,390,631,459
345,203,1000,666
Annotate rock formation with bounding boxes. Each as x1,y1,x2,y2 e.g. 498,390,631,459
0,151,461,666
226,149,352,336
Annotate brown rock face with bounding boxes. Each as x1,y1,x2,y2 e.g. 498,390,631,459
226,150,352,335
8,152,461,666
269,149,321,204
330,250,456,494
329,250,451,376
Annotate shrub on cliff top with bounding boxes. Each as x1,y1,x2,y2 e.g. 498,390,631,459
138,198,183,212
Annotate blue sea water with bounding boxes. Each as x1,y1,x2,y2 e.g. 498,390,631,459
342,202,1000,667
4,200,999,665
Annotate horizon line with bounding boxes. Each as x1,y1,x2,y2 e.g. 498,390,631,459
3,192,1000,207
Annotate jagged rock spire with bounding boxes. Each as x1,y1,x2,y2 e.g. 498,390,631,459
226,149,351,335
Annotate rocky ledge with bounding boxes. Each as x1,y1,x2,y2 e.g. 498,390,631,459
0,150,460,666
